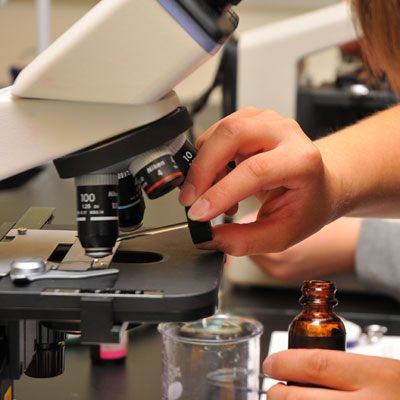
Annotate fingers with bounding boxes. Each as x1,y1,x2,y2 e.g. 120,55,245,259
195,107,264,149
180,110,287,207
249,254,285,278
224,203,239,217
261,344,400,399
196,218,299,256
184,148,294,222
264,349,367,391
180,107,327,256
267,383,351,400
185,135,321,223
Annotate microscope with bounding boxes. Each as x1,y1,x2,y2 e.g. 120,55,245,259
0,0,241,397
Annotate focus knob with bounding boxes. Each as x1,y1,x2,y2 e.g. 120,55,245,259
10,257,47,280
25,343,65,378
25,327,66,378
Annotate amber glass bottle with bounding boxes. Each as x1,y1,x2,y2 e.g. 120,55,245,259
288,280,346,386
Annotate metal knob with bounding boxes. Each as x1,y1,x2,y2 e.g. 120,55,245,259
348,83,370,98
10,257,47,280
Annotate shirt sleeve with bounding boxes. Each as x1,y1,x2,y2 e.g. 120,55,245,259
356,219,400,301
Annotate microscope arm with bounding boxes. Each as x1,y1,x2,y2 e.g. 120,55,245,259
0,89,180,181
12,0,233,105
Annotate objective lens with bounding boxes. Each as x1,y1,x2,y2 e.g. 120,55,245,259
168,135,214,244
129,145,184,200
117,171,145,232
75,174,119,258
168,134,196,176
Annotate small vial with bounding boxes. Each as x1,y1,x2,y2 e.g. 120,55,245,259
288,280,346,387
90,332,129,365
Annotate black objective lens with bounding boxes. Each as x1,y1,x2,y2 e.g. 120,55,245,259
168,134,196,176
75,174,119,258
129,145,184,200
117,171,145,232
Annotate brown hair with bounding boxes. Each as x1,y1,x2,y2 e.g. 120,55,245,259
352,0,400,93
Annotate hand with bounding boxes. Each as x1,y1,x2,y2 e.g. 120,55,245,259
264,349,400,399
179,108,340,256
249,216,361,281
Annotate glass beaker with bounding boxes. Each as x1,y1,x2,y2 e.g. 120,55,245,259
158,314,264,400
207,368,268,400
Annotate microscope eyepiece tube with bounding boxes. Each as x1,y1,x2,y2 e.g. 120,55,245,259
129,145,184,200
75,174,119,258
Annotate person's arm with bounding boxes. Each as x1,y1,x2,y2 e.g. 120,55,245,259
264,349,400,399
315,105,400,218
249,217,361,281
179,105,400,256
250,216,400,301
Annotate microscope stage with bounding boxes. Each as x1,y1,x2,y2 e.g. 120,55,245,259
0,222,224,326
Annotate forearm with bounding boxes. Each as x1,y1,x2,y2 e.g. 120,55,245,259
250,217,361,281
316,104,400,219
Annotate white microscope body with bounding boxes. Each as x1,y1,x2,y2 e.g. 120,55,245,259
237,2,356,118
0,0,237,180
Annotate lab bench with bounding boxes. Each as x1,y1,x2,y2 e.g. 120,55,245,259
14,282,400,399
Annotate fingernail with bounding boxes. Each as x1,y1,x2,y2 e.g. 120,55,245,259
187,198,210,221
179,182,196,206
263,356,273,376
